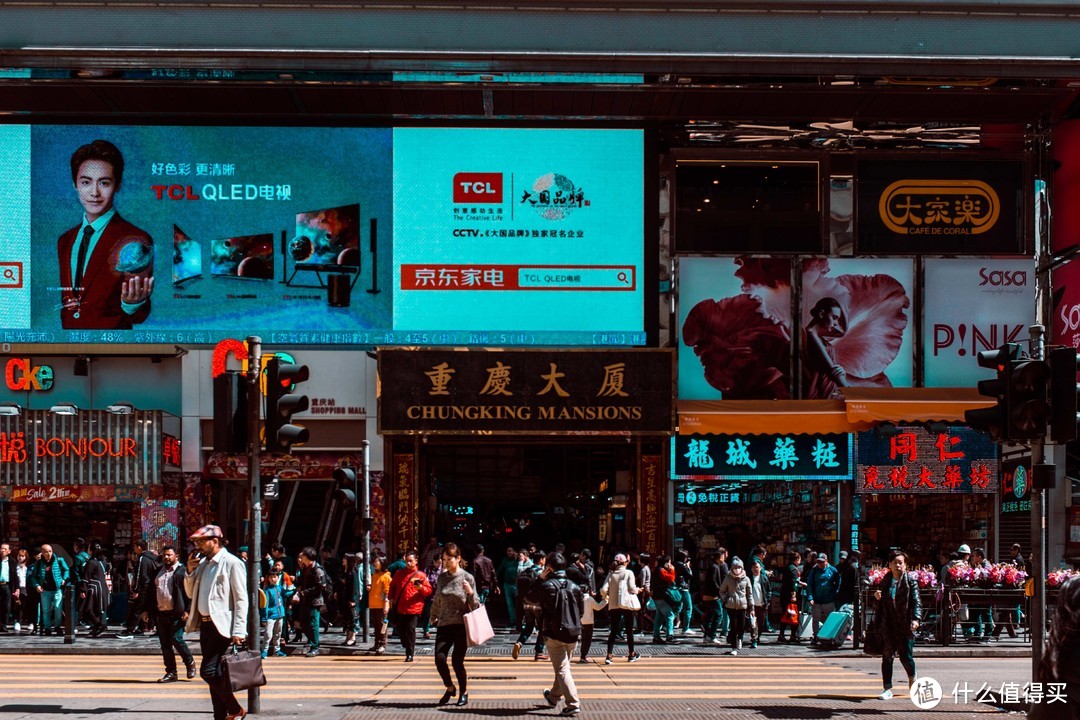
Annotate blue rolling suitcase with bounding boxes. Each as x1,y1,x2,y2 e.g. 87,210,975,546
816,607,853,649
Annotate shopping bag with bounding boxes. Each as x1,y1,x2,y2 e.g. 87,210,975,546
780,602,800,626
464,604,495,647
221,645,267,692
625,593,641,611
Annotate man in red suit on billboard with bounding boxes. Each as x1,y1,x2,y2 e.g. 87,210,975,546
58,139,154,329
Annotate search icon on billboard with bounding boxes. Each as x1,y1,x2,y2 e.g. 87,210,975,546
0,262,23,289
617,272,629,284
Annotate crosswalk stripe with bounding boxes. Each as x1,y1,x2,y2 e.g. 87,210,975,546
0,654,880,702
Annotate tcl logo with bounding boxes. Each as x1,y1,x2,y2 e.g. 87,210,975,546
453,173,503,203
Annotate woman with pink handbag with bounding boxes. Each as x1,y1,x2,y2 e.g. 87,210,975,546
430,543,480,707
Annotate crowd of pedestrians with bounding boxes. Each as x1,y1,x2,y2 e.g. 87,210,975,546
5,530,1074,717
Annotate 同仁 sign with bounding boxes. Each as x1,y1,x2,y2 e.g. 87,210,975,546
856,425,998,494
671,433,852,481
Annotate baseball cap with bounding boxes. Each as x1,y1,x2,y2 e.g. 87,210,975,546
817,553,828,562
957,544,971,554
190,524,223,540
614,553,628,565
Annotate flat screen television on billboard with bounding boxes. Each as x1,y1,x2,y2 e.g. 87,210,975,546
290,203,361,269
211,233,274,280
172,224,202,285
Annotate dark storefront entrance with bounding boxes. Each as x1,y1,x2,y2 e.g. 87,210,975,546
419,439,638,554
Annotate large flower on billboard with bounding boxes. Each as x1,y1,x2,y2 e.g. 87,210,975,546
681,256,793,399
800,258,910,398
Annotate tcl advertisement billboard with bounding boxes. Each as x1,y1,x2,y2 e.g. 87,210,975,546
923,258,1034,387
0,126,645,346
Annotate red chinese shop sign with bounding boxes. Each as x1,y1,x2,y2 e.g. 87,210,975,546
393,454,417,552
856,425,998,494
638,455,663,555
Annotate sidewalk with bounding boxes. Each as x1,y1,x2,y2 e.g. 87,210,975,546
0,624,1031,658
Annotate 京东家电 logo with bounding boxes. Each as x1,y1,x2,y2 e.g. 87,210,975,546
520,173,588,221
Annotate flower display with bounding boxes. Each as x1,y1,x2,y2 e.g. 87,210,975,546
1047,569,1079,588
945,561,1027,588
866,566,937,588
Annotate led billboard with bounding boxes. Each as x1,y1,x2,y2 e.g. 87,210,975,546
0,126,645,346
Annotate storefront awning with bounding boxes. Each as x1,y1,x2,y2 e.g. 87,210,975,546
840,387,995,424
678,388,995,435
677,399,872,435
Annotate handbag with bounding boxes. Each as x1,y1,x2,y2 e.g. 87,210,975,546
625,592,641,611
221,645,267,692
862,628,883,655
780,601,799,625
464,604,495,647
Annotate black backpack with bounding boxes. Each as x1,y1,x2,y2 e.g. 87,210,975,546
547,579,581,644
315,565,334,600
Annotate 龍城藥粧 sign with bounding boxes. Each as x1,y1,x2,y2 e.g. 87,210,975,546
672,433,852,481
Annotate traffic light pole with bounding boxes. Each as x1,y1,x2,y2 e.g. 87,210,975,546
245,336,262,714
1028,325,1047,679
361,439,371,644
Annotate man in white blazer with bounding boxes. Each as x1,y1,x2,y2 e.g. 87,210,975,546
185,525,249,720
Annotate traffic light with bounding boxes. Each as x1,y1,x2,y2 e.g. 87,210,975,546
1006,355,1050,441
1050,347,1080,443
213,370,248,453
334,466,357,506
965,343,1018,441
264,357,310,453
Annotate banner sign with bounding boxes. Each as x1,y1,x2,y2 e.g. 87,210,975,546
856,425,998,494
392,453,416,553
0,484,147,502
675,482,744,506
856,160,1023,254
1000,456,1032,514
378,348,674,435
672,433,852,481
0,409,162,486
677,256,792,401
0,125,643,347
638,454,663,556
924,258,1034,387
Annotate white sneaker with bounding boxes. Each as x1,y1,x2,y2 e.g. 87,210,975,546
728,649,738,656
12,623,19,633
878,689,893,700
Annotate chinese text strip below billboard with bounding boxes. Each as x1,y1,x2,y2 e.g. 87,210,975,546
393,128,645,346
672,433,852,481
856,425,998,494
1,126,645,347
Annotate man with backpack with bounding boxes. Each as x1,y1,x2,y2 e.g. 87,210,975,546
293,546,332,657
531,552,584,717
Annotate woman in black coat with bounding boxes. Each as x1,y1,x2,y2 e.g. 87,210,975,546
777,550,802,643
871,550,922,700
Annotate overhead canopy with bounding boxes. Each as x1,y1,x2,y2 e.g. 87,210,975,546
677,399,871,435
840,387,995,424
678,388,996,435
